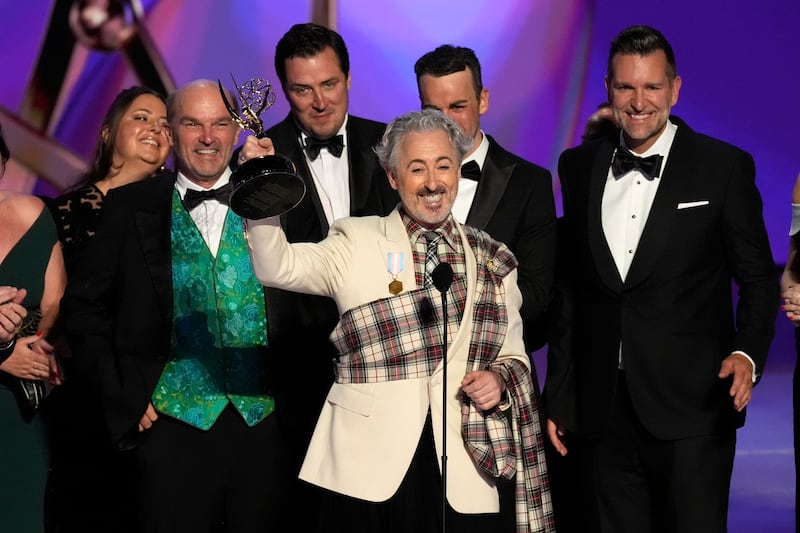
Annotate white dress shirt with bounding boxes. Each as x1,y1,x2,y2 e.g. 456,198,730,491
602,120,676,281
301,115,351,226
175,169,232,258
452,131,490,224
603,121,676,369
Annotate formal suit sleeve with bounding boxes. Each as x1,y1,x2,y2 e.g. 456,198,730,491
542,153,579,428
246,216,354,297
543,219,577,429
511,166,557,350
496,267,533,371
722,150,778,373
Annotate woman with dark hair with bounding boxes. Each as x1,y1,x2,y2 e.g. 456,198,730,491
47,85,170,532
0,122,67,532
52,85,170,272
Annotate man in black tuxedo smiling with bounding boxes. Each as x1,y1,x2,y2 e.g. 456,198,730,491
546,25,777,532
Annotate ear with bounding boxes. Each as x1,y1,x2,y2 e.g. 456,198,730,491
478,88,489,116
387,169,399,191
670,75,682,106
346,73,352,92
101,125,111,144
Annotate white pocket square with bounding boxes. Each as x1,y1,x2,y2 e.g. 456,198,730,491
677,200,710,210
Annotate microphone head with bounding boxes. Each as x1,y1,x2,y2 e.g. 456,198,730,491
431,262,454,293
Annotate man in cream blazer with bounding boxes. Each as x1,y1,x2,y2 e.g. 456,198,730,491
245,109,553,533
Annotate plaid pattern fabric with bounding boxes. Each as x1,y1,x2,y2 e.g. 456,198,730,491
460,228,555,532
423,231,440,287
330,219,554,532
332,213,469,382
491,359,555,532
333,280,467,383
404,210,466,288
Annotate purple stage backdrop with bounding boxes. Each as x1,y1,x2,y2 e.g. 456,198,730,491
0,0,797,261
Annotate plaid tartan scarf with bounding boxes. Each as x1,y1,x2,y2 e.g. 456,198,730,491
330,225,554,532
461,228,555,533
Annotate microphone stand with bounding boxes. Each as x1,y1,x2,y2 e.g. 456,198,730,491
431,262,453,533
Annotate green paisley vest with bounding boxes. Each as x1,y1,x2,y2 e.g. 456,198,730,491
151,192,274,429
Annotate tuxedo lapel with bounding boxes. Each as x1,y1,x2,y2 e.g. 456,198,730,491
465,137,511,230
624,124,695,289
588,141,624,292
133,178,174,323
347,118,381,215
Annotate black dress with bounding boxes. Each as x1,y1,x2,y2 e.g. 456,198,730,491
0,207,57,533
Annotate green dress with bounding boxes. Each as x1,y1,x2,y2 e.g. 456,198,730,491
0,206,58,533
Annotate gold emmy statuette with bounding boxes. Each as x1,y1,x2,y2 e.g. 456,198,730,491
220,75,305,219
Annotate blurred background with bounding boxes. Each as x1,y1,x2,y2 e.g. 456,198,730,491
0,2,797,529
1,0,797,262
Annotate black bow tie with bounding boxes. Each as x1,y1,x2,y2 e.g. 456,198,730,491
183,183,231,211
611,146,663,180
304,134,344,160
460,160,481,182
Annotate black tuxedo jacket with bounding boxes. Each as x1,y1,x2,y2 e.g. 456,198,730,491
263,113,397,238
468,136,556,351
254,113,398,454
61,174,193,449
546,117,777,440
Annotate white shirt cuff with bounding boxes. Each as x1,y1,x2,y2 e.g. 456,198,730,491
731,351,758,383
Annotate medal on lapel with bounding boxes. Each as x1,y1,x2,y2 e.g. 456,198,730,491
387,252,404,295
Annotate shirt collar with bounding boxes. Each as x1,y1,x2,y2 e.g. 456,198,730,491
297,114,349,147
174,167,232,198
461,130,490,170
619,119,677,158
399,207,459,251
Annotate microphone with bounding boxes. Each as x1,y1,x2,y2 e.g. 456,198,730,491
431,262,453,293
431,261,453,532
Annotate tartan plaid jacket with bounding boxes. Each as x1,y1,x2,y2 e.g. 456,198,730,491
247,208,553,531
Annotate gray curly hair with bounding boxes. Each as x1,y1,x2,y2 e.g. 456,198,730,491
374,109,472,175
